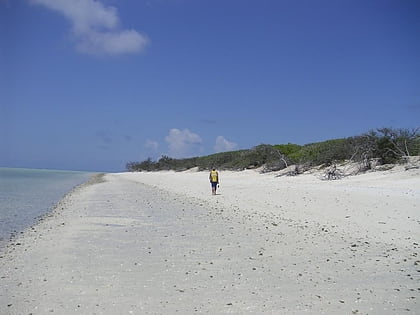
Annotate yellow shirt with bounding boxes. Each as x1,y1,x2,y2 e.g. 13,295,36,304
210,170,218,182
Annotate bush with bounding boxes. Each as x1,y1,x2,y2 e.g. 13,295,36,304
126,127,420,172
274,143,301,163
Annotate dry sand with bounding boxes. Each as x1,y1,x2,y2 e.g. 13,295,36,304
1,166,419,314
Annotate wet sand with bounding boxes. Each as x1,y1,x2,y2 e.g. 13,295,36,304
1,167,419,314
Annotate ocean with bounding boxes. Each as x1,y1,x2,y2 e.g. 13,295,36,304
0,168,92,248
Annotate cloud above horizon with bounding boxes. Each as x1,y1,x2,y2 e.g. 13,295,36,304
30,0,149,56
214,136,238,153
165,128,202,158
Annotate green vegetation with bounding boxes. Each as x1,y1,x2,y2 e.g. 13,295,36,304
126,127,420,172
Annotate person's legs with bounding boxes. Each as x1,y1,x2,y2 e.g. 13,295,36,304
211,182,216,195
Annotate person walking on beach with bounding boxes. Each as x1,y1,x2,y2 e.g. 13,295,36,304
209,168,219,195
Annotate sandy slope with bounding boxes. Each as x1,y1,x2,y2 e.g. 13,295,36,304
1,167,419,314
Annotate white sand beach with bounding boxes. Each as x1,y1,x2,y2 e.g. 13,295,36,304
1,166,419,314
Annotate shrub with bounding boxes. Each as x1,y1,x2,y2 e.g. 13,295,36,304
126,127,419,172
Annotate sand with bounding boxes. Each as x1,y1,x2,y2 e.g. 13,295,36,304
0,166,419,314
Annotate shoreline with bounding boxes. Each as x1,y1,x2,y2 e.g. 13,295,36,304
0,170,97,251
1,168,419,314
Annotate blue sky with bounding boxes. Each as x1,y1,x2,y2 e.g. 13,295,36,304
1,0,419,172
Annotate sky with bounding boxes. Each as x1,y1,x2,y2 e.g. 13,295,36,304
1,0,419,172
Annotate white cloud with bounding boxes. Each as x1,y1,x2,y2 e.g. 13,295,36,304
214,136,238,153
165,128,202,158
75,28,148,55
30,0,149,55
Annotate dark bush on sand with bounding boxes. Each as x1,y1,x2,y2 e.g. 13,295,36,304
127,127,420,172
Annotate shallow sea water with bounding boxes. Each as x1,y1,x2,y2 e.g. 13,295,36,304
0,168,92,248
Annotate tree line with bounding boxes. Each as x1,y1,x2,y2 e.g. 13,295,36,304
126,127,420,173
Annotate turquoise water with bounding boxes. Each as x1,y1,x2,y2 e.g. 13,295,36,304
0,168,92,248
